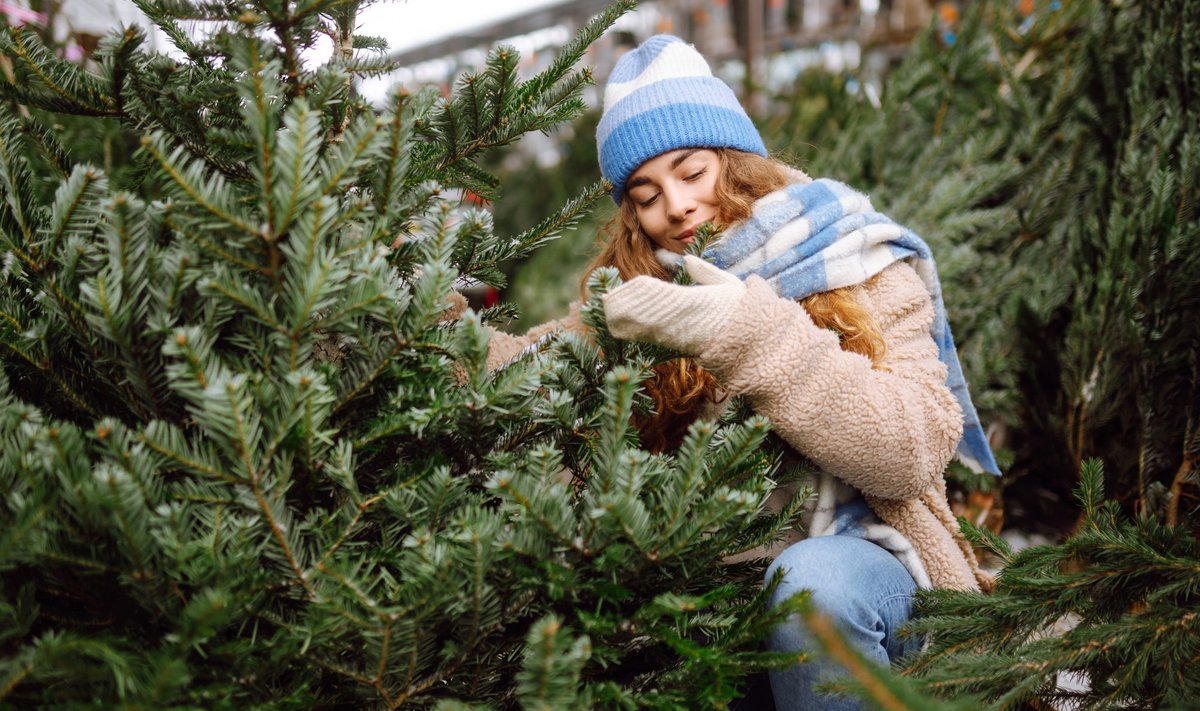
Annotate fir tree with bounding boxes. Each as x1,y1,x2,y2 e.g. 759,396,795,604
776,0,1200,706
0,1,826,707
906,460,1200,710
786,0,1200,527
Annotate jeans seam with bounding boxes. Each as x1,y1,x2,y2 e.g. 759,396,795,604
877,592,919,660
877,592,914,609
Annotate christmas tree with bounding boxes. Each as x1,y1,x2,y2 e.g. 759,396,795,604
5,0,1198,707
0,1,830,706
907,460,1200,709
781,0,1199,706
789,0,1199,530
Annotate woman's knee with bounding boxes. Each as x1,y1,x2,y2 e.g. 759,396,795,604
764,536,905,617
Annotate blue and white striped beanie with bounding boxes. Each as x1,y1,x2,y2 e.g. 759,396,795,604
597,35,768,204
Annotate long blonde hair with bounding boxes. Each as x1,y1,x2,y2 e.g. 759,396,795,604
583,149,886,451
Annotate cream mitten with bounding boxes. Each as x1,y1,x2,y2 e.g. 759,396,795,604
602,255,746,356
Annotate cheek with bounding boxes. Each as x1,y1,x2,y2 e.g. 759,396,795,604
634,205,665,235
634,211,675,250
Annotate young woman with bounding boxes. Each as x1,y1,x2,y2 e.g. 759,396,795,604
486,34,998,710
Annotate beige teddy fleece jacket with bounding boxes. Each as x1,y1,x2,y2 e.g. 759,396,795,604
484,261,989,592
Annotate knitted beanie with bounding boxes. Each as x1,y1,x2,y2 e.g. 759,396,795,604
596,35,767,205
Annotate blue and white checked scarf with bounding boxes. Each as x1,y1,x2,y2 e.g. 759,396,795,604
703,178,1001,476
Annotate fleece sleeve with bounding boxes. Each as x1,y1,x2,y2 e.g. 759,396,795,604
698,261,963,500
483,302,586,372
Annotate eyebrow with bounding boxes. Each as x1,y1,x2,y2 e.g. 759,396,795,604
626,149,702,191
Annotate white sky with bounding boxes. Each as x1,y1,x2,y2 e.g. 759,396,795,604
55,0,574,56
54,0,587,101
359,0,572,55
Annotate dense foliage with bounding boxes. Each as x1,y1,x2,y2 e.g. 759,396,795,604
795,0,1199,534
797,0,1200,707
493,0,1200,707
0,1,826,707
2,0,1197,708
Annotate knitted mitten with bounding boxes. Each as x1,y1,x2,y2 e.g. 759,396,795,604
602,255,745,356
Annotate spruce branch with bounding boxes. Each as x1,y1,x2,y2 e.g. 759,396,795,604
202,272,286,333
515,0,633,105
141,133,262,242
39,165,106,266
485,179,608,270
160,213,261,273
329,334,406,416
337,53,403,79
318,111,382,198
0,310,102,419
134,0,242,22
0,113,39,253
906,459,1200,708
323,269,404,338
0,27,117,116
257,368,334,482
232,39,286,228
78,272,160,421
129,0,212,64
398,216,459,339
419,0,629,180
86,193,166,415
281,201,342,360
515,615,591,711
482,45,518,137
592,366,642,496
372,88,435,219
254,0,306,100
19,116,72,180
124,74,251,182
446,158,501,205
270,98,323,237
138,421,238,484
487,449,580,556
96,26,144,120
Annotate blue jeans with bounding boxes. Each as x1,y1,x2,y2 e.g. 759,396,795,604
764,535,920,711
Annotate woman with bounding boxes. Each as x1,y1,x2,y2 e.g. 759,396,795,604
487,34,998,710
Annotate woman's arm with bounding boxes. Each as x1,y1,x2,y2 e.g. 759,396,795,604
697,261,963,500
482,302,585,372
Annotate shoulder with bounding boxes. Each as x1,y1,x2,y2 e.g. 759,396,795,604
858,260,934,326
865,260,927,299
779,163,814,185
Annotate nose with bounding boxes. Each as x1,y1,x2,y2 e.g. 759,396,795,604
663,185,696,222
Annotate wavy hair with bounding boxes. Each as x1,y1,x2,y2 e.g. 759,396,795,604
582,149,886,452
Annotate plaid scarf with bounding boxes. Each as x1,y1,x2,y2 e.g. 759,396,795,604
704,178,1001,476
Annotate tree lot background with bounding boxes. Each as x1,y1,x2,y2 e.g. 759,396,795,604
0,0,1197,709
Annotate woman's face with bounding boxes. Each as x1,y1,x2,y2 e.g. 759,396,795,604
625,148,721,254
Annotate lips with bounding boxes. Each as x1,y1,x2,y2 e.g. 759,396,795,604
677,216,717,242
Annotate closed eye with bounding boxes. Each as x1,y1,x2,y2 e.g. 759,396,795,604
684,168,707,182
637,193,660,208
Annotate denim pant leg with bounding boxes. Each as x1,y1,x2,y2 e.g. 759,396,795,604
764,535,920,711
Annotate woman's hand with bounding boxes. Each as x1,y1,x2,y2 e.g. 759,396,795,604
601,256,746,356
